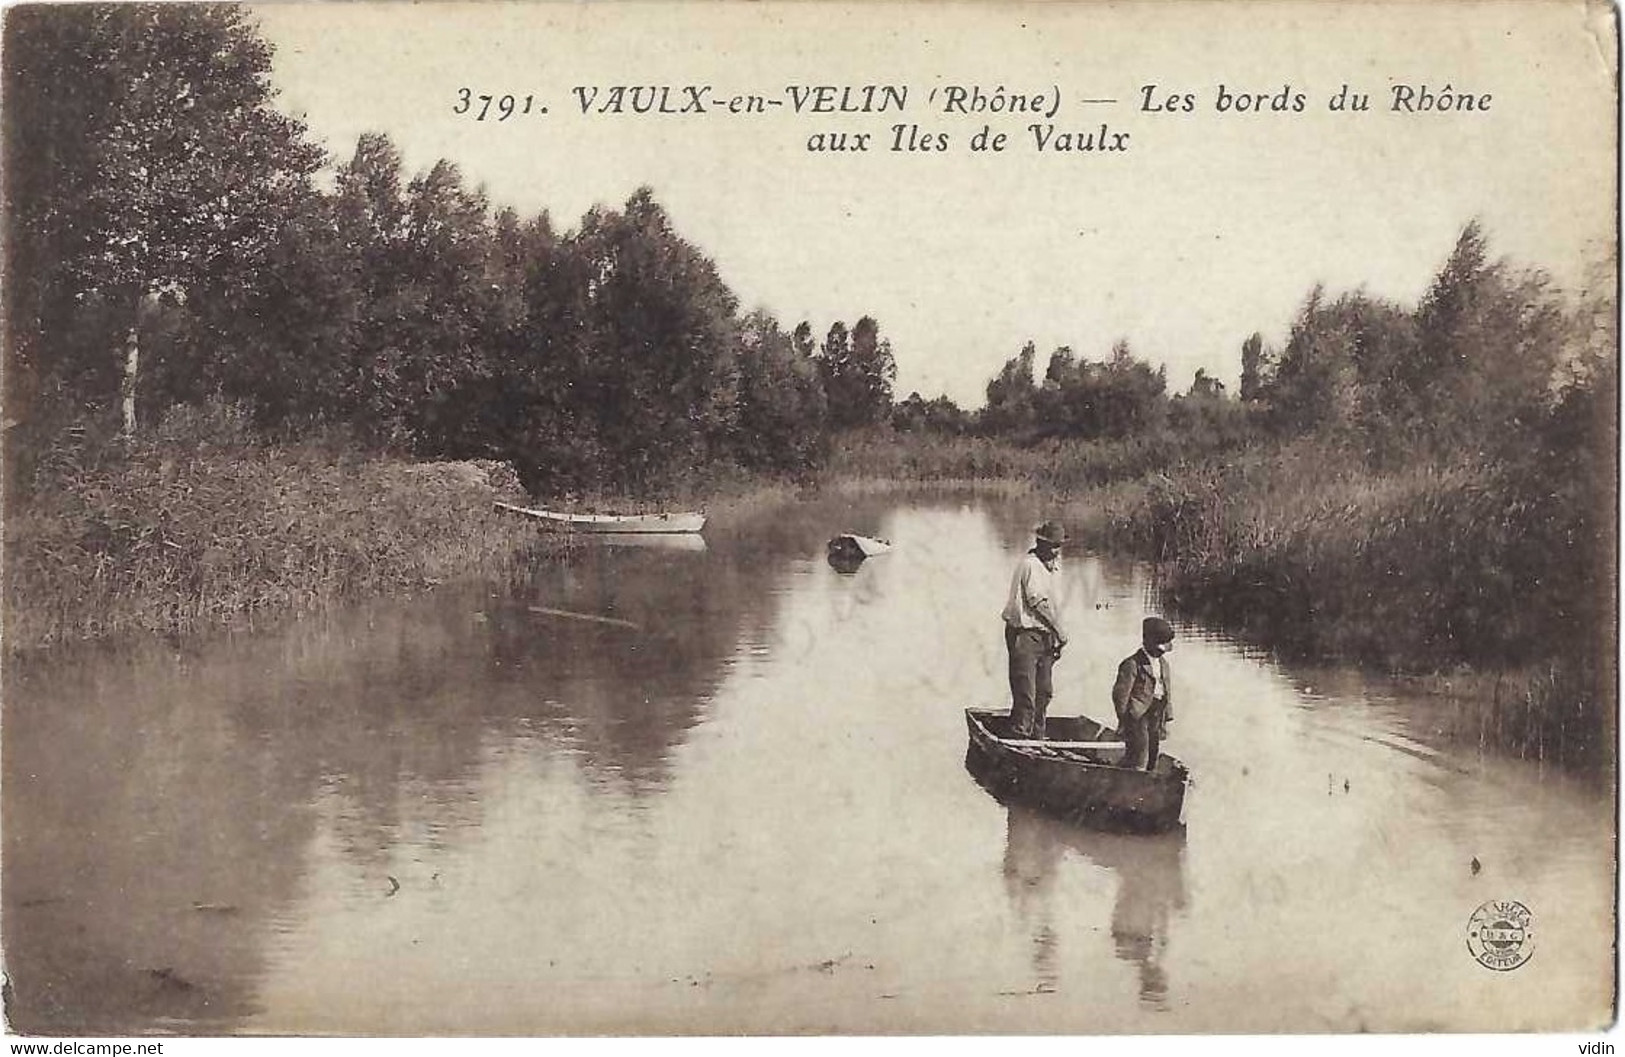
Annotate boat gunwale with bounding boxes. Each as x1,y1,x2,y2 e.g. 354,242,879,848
964,707,1189,832
493,501,706,534
965,707,1162,770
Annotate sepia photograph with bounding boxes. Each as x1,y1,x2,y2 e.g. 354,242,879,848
1,0,1618,1044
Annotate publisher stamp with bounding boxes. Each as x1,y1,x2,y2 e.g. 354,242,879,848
1466,900,1535,971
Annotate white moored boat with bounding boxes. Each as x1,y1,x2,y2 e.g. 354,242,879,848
494,501,706,534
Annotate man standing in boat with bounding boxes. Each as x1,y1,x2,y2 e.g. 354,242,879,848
1001,520,1069,740
1112,617,1176,771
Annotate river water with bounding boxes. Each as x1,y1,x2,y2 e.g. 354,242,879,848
3,492,1613,1035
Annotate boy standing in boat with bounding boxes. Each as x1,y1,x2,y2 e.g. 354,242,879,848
1001,520,1069,740
1113,617,1175,771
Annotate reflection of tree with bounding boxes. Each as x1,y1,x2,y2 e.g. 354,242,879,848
1001,806,1188,1009
487,540,772,795
1,528,789,1033
4,489,975,1033
3,640,321,1033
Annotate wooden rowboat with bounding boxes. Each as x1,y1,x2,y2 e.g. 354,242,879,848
964,708,1189,833
828,533,891,558
494,501,705,535
826,533,892,570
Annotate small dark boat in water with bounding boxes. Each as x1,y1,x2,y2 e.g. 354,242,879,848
965,709,1189,833
826,533,892,572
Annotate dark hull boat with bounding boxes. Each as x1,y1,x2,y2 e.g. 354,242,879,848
826,533,892,572
964,709,1189,833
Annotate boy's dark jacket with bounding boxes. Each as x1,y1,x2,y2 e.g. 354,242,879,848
1112,648,1173,722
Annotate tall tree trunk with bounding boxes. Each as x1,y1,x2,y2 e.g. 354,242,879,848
120,289,158,441
121,319,140,440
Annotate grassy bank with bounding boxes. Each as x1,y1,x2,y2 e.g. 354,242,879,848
1068,442,1615,770
1069,442,1608,664
9,420,1611,770
825,426,1202,491
821,428,1613,771
2,409,821,652
4,425,555,651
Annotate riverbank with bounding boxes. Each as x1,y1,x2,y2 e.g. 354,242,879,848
824,425,1201,492
1100,454,1612,769
2,421,816,653
3,431,552,651
7,426,1610,770
821,429,1613,771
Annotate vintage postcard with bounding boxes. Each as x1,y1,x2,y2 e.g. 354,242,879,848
1,0,1617,1048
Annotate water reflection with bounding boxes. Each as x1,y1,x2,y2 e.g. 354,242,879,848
1000,804,1188,1009
826,550,868,575
598,533,707,552
2,529,775,1034
1000,806,1064,993
1093,827,1187,1009
3,639,320,1033
3,491,1612,1035
486,540,752,793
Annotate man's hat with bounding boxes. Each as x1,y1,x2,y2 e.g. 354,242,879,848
1035,520,1068,546
1142,616,1175,645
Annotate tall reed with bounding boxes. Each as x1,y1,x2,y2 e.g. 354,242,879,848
1074,441,1613,769
5,428,550,650
826,427,1191,490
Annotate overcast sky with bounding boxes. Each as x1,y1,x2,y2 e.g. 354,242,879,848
252,1,1616,408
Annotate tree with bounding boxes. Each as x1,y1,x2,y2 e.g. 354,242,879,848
1264,286,1413,445
1189,369,1225,399
396,158,498,452
197,187,360,431
1044,346,1077,387
511,207,607,492
437,205,548,457
565,188,741,489
814,316,895,430
330,133,414,443
983,341,1038,435
791,321,817,360
841,315,898,428
735,310,828,470
1406,221,1567,455
980,338,1169,442
818,321,850,399
1098,339,1167,438
893,391,971,434
1239,332,1267,402
3,4,323,437
1256,223,1568,460
324,142,503,451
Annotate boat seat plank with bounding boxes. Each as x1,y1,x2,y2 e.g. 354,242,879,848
1000,739,1124,750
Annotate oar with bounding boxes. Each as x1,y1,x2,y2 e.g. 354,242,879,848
527,606,640,630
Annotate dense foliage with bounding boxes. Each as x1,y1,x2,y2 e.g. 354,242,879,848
3,5,896,499
1087,227,1616,766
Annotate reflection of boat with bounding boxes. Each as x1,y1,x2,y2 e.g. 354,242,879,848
826,533,891,571
494,501,705,534
965,709,1188,833
599,533,708,553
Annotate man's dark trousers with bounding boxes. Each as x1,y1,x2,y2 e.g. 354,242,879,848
1005,625,1054,739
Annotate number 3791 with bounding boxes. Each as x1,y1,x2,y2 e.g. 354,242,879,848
454,89,539,120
